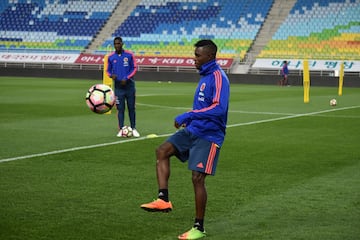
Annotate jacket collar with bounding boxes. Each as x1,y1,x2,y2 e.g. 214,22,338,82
199,59,217,76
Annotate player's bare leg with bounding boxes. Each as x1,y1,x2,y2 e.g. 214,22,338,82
155,142,175,190
140,142,175,212
178,171,207,239
192,171,207,230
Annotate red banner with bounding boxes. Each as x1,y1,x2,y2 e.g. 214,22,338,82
75,54,233,68
74,54,104,64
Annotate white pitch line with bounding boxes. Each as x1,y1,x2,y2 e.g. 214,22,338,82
137,102,189,110
137,102,295,115
229,110,295,115
0,106,359,164
137,103,309,117
228,105,359,127
0,134,171,164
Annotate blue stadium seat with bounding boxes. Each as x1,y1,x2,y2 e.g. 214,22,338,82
102,0,273,53
0,0,118,52
274,0,360,40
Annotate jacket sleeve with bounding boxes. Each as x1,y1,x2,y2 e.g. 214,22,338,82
106,56,113,78
126,51,137,79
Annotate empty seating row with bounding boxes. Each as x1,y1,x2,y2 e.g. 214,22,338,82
99,0,273,59
1,0,358,61
0,0,119,52
259,0,360,60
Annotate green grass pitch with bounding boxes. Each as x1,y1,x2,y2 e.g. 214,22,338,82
0,76,359,240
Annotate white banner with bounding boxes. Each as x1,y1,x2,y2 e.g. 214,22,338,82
1,53,359,72
252,59,360,72
0,53,79,64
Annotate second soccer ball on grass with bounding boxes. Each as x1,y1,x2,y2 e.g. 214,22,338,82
330,98,337,106
120,126,133,137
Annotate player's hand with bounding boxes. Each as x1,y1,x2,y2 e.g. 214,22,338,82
174,121,185,129
174,113,191,129
111,74,117,80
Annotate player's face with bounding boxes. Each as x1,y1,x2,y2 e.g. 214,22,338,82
194,47,212,70
114,39,123,52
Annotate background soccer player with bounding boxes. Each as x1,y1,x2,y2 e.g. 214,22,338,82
280,60,289,86
141,39,230,240
107,36,140,137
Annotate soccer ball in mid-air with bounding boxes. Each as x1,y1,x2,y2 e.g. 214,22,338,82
86,84,115,114
121,126,133,137
330,98,337,106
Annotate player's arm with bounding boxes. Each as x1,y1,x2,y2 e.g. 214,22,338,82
125,51,137,80
106,57,117,80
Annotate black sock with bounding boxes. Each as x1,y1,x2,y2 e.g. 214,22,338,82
158,189,168,202
194,218,204,232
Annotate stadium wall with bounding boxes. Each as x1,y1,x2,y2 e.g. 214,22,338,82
0,68,359,87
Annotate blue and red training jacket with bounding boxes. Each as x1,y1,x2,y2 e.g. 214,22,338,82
178,59,230,147
106,50,137,81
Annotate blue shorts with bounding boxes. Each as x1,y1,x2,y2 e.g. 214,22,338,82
167,128,221,175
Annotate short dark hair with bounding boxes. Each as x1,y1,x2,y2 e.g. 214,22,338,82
194,39,217,57
114,36,122,43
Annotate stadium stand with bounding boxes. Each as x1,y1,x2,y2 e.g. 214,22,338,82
0,0,274,60
258,0,360,60
99,0,274,59
0,0,359,63
0,0,119,53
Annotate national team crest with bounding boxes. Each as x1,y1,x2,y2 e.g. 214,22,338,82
200,83,206,91
123,57,129,67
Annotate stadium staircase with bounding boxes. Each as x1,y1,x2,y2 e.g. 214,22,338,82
247,0,297,62
232,0,296,73
84,0,142,53
0,0,120,52
258,0,360,60
96,0,274,59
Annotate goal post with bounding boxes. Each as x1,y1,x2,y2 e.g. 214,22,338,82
303,59,310,103
338,62,344,96
103,54,113,114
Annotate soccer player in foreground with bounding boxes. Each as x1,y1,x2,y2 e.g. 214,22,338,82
141,39,230,239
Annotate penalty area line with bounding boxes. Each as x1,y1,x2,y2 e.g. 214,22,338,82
0,105,358,164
